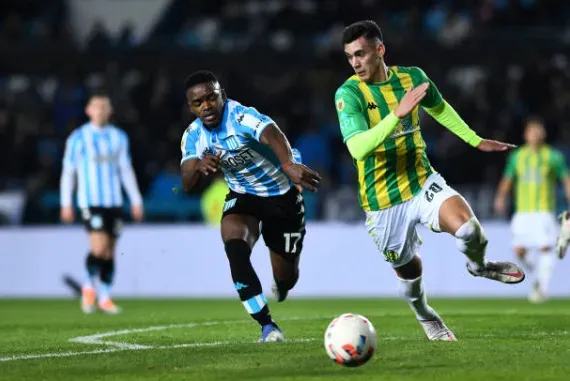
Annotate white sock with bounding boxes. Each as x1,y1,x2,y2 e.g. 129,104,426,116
399,276,440,321
537,251,554,295
455,217,488,272
517,250,535,272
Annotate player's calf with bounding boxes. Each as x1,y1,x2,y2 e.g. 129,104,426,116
455,217,488,270
225,239,276,328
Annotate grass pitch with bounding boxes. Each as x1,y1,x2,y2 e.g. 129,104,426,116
1,298,569,380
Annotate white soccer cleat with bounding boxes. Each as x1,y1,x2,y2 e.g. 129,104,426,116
419,319,457,341
466,261,525,284
556,211,570,259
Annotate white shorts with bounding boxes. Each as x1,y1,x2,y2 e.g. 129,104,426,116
511,212,558,249
365,172,461,268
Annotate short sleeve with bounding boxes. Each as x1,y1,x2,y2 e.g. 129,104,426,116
335,86,368,143
503,150,519,179
235,106,275,141
62,132,79,170
180,125,200,164
552,150,569,179
412,67,443,109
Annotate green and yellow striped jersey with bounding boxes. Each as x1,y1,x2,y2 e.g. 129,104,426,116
503,145,568,213
334,66,442,211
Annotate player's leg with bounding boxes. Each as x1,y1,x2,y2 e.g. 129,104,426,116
511,213,534,271
221,213,282,341
395,254,456,341
264,188,306,303
429,175,524,284
79,208,107,313
95,209,122,313
365,203,455,341
531,214,558,302
270,253,299,302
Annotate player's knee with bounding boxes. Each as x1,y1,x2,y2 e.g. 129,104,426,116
455,217,488,253
224,239,252,262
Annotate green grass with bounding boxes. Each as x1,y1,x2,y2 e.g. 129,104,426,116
1,298,569,380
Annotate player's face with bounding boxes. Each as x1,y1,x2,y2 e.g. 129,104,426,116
344,37,384,82
86,97,112,125
524,123,545,145
187,82,224,128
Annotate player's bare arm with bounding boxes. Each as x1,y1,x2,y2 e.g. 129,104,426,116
181,152,223,193
494,177,513,215
260,124,321,192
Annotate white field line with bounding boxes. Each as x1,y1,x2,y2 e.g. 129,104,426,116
1,311,569,363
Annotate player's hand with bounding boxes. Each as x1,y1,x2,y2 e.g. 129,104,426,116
394,82,429,118
476,139,517,152
60,206,74,223
196,151,222,176
494,196,506,215
131,204,144,223
283,163,321,192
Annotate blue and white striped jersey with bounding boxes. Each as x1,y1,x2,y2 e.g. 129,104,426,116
181,99,294,197
60,123,142,209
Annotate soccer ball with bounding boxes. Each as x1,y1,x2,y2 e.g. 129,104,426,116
324,313,377,367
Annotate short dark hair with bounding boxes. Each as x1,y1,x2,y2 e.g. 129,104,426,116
342,20,383,45
525,115,545,127
88,91,111,102
184,70,219,91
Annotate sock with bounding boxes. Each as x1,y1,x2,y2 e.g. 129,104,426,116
225,239,273,327
399,276,440,321
275,271,299,292
85,253,101,289
99,258,115,301
455,217,488,271
537,250,554,295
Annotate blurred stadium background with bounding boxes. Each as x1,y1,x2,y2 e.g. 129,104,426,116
2,0,570,295
1,0,569,227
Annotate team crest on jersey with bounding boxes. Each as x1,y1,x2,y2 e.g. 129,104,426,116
336,98,344,111
224,136,240,150
383,250,399,263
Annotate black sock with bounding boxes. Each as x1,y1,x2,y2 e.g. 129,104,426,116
99,258,115,285
225,239,273,327
85,253,102,286
275,271,299,292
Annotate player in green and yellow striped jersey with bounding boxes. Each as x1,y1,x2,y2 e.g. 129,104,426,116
335,20,525,341
495,117,570,302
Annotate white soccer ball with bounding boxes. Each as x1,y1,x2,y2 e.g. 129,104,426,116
324,313,377,367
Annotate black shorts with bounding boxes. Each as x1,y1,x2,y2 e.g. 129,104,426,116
222,187,306,259
80,207,123,238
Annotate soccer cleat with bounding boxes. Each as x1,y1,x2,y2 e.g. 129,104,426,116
271,280,288,302
419,319,457,341
259,323,285,343
466,261,525,284
81,286,96,314
98,299,121,314
556,211,570,259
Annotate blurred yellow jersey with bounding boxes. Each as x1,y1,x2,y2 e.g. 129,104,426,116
201,178,229,226
503,145,568,212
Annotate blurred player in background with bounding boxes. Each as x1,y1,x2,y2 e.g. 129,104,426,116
60,94,144,314
180,71,320,343
495,117,570,302
335,20,525,341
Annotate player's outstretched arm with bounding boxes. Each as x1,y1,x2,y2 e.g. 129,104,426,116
260,124,321,192
339,83,430,161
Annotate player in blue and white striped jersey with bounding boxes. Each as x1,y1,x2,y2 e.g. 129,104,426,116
60,93,144,314
180,71,321,343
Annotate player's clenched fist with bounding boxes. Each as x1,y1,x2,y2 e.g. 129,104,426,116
283,163,321,192
394,82,430,118
197,151,222,175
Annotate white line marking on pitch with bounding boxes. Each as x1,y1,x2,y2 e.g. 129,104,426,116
2,310,570,363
